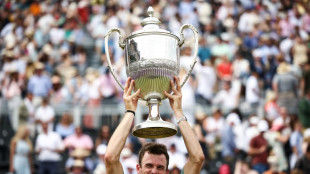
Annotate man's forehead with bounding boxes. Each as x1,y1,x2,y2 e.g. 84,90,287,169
141,152,167,165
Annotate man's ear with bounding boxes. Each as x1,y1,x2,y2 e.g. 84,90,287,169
166,169,170,174
136,163,141,172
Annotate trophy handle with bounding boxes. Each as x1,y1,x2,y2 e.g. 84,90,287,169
178,24,198,88
105,28,126,90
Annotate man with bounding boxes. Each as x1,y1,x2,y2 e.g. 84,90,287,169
248,120,269,174
294,144,310,173
35,97,55,134
35,122,64,174
27,62,52,106
64,126,94,152
105,77,205,173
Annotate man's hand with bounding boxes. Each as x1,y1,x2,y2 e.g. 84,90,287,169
164,76,183,118
123,77,140,111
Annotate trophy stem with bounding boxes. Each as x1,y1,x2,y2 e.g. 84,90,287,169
147,99,161,121
132,98,178,138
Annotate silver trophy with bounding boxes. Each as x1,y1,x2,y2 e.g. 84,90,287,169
105,7,198,138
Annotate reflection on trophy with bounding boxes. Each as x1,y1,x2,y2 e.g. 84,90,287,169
105,7,198,138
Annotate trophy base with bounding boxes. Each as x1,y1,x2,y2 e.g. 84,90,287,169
132,120,177,138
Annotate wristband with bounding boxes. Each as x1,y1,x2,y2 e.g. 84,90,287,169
176,116,187,124
126,110,135,116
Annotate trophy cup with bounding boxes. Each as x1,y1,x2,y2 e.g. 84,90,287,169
105,7,198,138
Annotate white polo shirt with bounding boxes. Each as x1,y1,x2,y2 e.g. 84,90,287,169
35,105,55,133
35,131,64,161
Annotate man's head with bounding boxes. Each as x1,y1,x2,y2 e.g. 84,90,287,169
137,142,169,174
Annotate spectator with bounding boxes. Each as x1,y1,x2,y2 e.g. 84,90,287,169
55,112,75,139
248,119,270,174
292,35,308,67
69,159,87,174
98,69,119,104
301,62,310,97
27,62,52,106
9,124,33,174
221,113,241,165
167,143,186,171
294,145,310,173
298,89,310,128
265,119,289,172
232,53,250,83
49,74,72,107
204,107,225,159
213,80,239,113
193,109,209,162
195,60,216,106
66,147,94,173
244,116,260,152
272,62,299,116
264,90,280,122
18,92,35,125
93,144,107,174
64,126,94,152
95,125,111,148
35,122,64,174
245,71,261,114
198,37,211,63
217,55,233,80
34,97,55,134
2,70,23,130
290,121,304,169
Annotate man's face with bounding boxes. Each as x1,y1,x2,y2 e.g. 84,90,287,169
137,152,169,174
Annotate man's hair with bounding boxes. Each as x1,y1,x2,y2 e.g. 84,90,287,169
138,142,169,168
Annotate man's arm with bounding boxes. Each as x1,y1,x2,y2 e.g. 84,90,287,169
105,78,140,174
164,77,205,174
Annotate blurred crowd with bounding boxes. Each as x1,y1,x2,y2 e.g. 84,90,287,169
1,0,310,174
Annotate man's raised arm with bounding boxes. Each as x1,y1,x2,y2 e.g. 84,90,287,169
105,78,140,174
165,77,205,174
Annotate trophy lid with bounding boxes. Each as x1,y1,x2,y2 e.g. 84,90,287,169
128,6,178,40
141,7,161,29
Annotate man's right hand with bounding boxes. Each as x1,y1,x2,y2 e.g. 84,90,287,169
123,77,140,112
164,76,184,118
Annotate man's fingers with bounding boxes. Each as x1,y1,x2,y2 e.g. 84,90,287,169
170,80,177,94
131,89,140,98
164,91,173,99
126,79,135,95
174,76,181,92
124,77,131,92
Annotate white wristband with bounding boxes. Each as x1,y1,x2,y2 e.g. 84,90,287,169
176,116,187,124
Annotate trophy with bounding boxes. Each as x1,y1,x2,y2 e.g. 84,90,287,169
105,7,198,138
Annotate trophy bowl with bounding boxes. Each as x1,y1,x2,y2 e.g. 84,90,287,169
105,7,198,138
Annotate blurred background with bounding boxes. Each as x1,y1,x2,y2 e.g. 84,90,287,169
0,0,310,174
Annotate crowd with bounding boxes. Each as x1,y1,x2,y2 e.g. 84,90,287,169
1,0,310,173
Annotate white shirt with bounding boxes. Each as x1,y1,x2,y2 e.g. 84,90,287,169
168,150,186,170
232,59,250,78
87,78,101,100
280,38,294,62
196,64,216,100
213,89,238,111
35,105,55,133
35,131,64,161
49,27,65,45
35,105,55,122
238,12,260,33
245,75,260,104
24,98,35,116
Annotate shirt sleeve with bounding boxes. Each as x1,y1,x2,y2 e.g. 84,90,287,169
290,132,298,147
35,135,41,152
56,134,65,150
85,135,94,149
